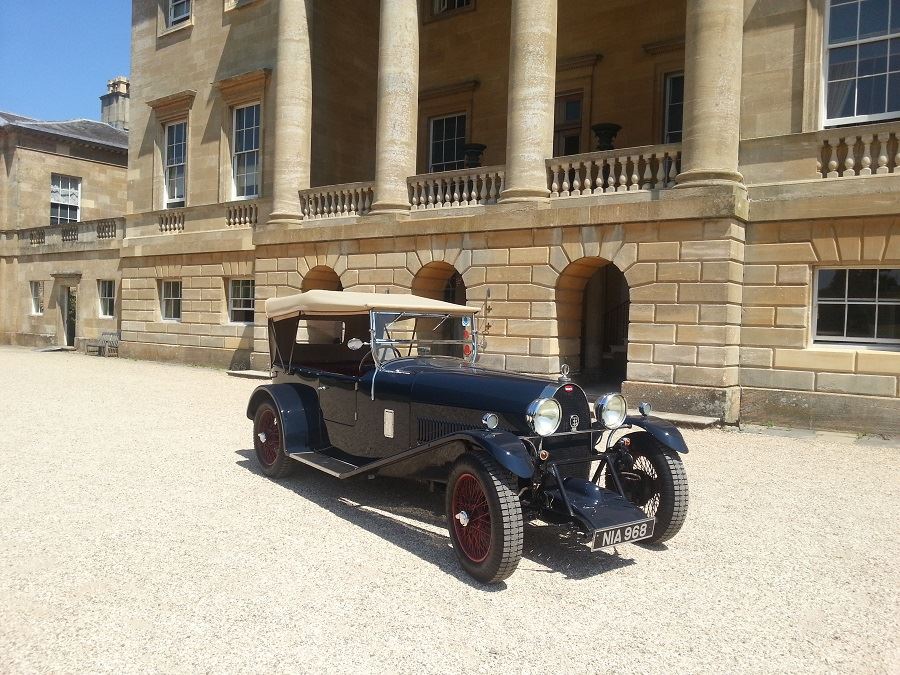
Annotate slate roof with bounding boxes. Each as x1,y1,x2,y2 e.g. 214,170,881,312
0,111,127,151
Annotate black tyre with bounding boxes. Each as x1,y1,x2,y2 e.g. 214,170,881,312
608,433,688,543
253,402,296,479
446,453,523,584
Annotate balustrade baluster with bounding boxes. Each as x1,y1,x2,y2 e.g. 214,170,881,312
667,154,678,187
628,156,639,192
860,135,873,176
874,134,889,174
843,136,857,177
561,163,570,197
605,160,616,193
583,160,593,194
571,162,581,196
617,158,628,192
550,164,560,197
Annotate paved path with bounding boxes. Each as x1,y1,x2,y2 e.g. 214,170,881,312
0,346,897,673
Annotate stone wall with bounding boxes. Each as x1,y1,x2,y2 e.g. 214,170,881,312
739,216,900,430
119,252,255,368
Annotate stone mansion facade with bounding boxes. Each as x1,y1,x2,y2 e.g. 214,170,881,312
2,0,900,433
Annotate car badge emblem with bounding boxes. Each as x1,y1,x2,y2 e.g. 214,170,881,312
569,414,580,431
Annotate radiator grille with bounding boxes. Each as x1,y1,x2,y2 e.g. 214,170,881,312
553,384,592,431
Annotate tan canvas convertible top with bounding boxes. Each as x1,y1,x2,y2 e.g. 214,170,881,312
265,289,478,320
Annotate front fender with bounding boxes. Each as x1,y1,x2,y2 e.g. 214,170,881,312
454,429,535,479
624,415,689,454
246,383,323,454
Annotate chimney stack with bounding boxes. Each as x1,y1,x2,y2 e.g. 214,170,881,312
100,76,130,131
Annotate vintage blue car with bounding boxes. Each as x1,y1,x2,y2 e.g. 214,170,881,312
247,290,688,583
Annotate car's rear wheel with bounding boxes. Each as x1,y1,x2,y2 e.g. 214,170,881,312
253,402,295,478
446,452,523,584
608,434,688,543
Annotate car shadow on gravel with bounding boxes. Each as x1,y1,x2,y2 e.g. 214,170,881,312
236,450,637,585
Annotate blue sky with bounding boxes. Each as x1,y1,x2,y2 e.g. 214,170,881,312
0,2,131,121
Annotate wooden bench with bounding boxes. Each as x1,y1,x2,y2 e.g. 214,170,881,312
86,331,120,357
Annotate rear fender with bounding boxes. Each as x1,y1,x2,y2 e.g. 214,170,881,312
246,384,324,453
624,415,688,454
454,429,535,479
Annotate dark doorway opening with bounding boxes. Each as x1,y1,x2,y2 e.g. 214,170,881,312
63,286,77,347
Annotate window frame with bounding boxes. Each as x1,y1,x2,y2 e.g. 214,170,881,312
232,103,261,200
98,280,116,319
168,0,191,27
425,0,475,22
164,120,188,209
50,174,81,225
822,0,900,126
29,281,44,316
427,112,468,173
553,90,584,157
160,279,183,322
812,265,900,345
228,278,255,324
663,71,685,143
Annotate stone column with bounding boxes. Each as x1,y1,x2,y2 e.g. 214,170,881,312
500,0,558,203
675,0,744,187
270,0,313,222
370,0,419,214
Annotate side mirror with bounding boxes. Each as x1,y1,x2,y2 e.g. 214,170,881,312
347,337,368,351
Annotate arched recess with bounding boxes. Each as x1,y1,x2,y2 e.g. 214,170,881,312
302,265,342,291
300,265,343,343
411,261,467,357
556,257,630,390
411,261,466,304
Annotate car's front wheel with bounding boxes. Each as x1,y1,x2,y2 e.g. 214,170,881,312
253,401,295,479
609,434,688,543
446,453,523,584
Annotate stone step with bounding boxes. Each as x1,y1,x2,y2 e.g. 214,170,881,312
627,409,721,429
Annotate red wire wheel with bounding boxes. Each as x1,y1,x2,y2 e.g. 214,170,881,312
445,453,523,584
451,473,492,563
256,407,281,467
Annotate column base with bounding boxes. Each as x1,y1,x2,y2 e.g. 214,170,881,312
266,211,303,227
499,187,550,203
369,201,411,215
674,168,745,188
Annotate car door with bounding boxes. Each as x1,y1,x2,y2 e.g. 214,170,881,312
355,367,412,458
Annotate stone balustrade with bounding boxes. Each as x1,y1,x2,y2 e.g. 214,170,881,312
158,211,185,233
299,182,374,220
225,200,258,227
818,123,900,178
96,219,118,240
547,144,682,197
408,166,505,210
15,218,125,252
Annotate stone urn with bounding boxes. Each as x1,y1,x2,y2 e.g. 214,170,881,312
591,123,622,151
463,143,487,168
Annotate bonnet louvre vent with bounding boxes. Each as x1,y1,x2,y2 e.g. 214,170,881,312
417,418,478,443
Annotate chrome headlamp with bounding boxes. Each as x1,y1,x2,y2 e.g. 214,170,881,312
526,397,562,437
595,393,627,430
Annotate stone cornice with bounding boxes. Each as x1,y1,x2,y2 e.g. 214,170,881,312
419,80,480,102
642,37,686,55
557,53,602,72
146,90,197,122
214,68,271,106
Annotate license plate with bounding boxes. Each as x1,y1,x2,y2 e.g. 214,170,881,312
591,518,655,550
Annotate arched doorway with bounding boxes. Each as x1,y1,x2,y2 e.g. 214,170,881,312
302,265,342,292
556,257,629,392
411,261,467,357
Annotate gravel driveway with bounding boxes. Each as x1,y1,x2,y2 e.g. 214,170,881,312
0,346,897,674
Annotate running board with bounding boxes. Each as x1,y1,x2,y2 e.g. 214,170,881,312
286,431,499,480
288,452,363,478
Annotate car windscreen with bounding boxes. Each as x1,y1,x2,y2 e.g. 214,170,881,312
372,311,476,363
